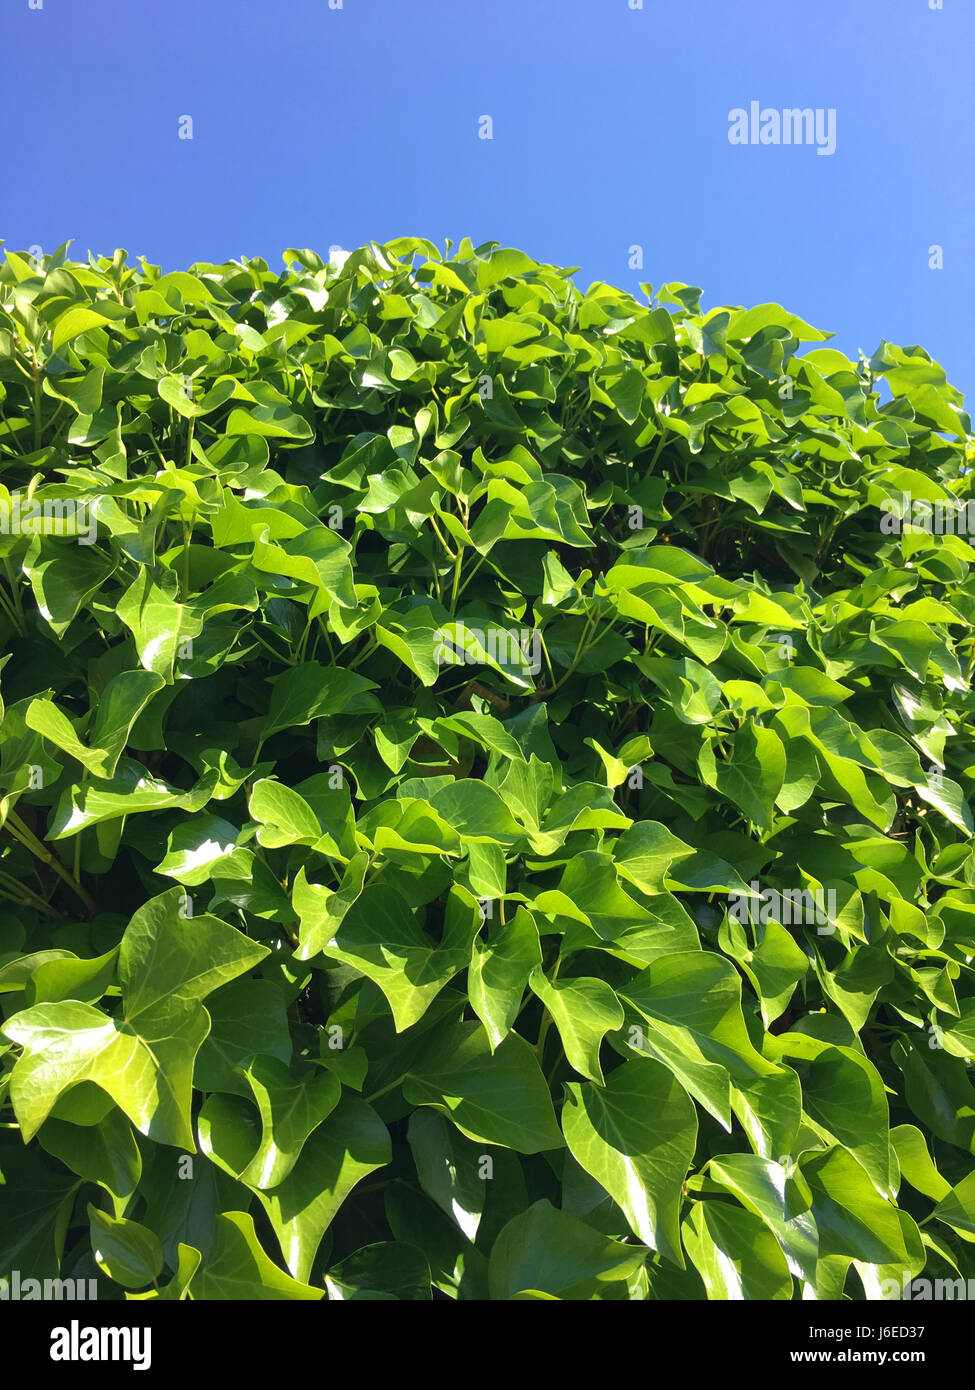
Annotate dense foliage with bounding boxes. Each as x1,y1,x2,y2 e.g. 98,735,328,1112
0,237,973,1300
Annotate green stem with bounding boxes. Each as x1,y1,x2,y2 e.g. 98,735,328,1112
181,511,195,598
363,1074,407,1106
363,851,386,887
250,629,290,664
4,559,25,631
0,575,25,636
454,551,487,602
316,617,336,663
0,871,53,915
32,362,42,452
44,400,68,438
349,636,378,671
535,961,561,1061
428,516,456,561
448,548,464,615
541,609,603,698
538,630,555,686
73,771,87,885
4,810,96,913
647,415,670,472
0,400,25,455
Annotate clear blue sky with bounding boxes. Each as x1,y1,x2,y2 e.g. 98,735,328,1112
3,0,972,392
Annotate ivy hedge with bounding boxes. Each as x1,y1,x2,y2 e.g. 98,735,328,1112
0,237,973,1300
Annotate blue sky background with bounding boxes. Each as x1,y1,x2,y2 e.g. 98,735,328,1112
2,0,972,391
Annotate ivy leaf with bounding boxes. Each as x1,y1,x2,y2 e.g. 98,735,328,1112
236,1057,342,1189
404,1023,563,1154
325,1242,432,1300
88,1205,164,1289
192,1212,323,1300
469,906,542,1050
488,1200,646,1299
1,890,268,1147
292,880,478,1032
682,1199,793,1300
528,968,624,1083
561,1058,697,1266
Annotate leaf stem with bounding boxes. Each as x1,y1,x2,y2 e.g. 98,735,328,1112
536,609,603,698
448,548,464,615
73,771,87,885
349,636,378,670
32,360,42,452
534,960,561,1061
5,559,25,631
3,810,96,913
316,617,336,663
181,510,196,598
0,400,25,455
0,566,25,636
0,869,54,915
454,552,487,602
429,516,456,561
363,1075,406,1105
